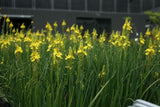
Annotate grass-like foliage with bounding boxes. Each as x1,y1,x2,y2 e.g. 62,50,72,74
0,16,160,107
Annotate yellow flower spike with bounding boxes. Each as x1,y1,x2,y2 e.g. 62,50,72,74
3,14,7,19
53,48,63,59
83,30,90,39
0,57,4,65
9,22,14,28
31,20,34,24
62,20,66,27
36,30,40,36
30,50,40,62
154,72,159,78
139,33,145,45
99,32,106,43
65,47,75,60
98,65,106,79
66,27,70,33
92,28,98,39
145,42,156,56
45,22,53,31
145,28,151,37
77,40,87,56
53,21,58,28
12,29,16,33
70,24,75,31
47,44,52,52
6,17,10,23
14,44,23,54
80,25,84,31
20,23,25,29
75,27,80,34
123,18,132,32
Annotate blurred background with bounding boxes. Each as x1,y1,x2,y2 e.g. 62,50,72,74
0,0,160,35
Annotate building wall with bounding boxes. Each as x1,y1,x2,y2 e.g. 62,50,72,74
1,8,148,35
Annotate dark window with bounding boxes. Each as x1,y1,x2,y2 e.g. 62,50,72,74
71,0,85,10
130,0,140,13
0,17,32,34
0,0,12,7
103,0,114,12
16,0,32,8
54,0,68,9
117,0,128,12
36,0,51,9
76,17,111,34
88,0,99,11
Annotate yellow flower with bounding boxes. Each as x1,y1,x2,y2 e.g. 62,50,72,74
145,28,151,37
154,72,159,78
20,23,25,29
140,38,145,45
0,57,4,65
9,22,14,28
145,45,156,56
53,21,58,28
3,14,7,19
24,36,32,42
15,45,23,54
45,22,53,31
99,33,106,43
30,42,40,50
80,25,84,31
47,44,52,52
122,18,132,32
92,29,98,39
66,27,70,33
53,48,63,59
6,18,10,23
70,24,75,31
30,50,40,62
98,65,106,79
77,41,87,56
12,28,15,33
31,20,34,24
62,20,66,26
65,47,75,60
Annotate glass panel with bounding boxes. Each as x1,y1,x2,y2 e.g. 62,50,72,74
36,0,51,9
103,0,114,12
155,0,160,8
117,0,128,12
0,0,12,7
88,0,99,11
143,0,152,11
16,0,32,8
130,0,140,13
54,0,68,9
71,0,85,10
